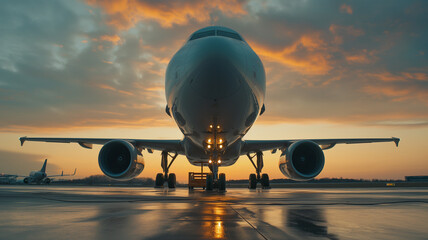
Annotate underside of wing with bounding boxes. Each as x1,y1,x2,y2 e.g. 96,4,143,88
20,137,184,153
241,137,400,154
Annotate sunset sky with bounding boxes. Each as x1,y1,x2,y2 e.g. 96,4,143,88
0,0,427,182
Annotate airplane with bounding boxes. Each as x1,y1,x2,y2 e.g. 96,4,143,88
21,159,77,184
19,26,399,190
0,173,18,184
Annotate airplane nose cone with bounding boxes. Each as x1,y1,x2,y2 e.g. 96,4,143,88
189,37,244,99
190,55,242,99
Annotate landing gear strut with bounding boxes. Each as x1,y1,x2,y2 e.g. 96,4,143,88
155,151,178,188
206,162,226,191
247,152,270,189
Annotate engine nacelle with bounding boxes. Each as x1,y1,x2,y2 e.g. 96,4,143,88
98,140,145,180
279,140,325,181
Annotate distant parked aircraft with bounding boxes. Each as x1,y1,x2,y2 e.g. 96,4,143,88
21,159,76,184
0,173,18,184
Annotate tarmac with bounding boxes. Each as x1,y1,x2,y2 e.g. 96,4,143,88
1,185,428,240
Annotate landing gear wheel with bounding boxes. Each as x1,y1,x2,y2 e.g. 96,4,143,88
168,173,176,188
23,178,29,184
249,173,257,189
155,173,164,187
261,174,270,188
206,174,214,191
218,173,226,191
44,178,51,184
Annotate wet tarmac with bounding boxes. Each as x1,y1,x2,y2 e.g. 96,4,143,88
0,186,427,240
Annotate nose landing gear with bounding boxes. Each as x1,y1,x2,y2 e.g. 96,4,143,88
155,151,178,188
247,152,270,189
205,162,226,191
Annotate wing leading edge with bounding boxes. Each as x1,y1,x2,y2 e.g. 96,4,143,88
20,137,184,153
241,137,400,154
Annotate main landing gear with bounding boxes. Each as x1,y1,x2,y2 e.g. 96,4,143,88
247,152,270,189
205,162,226,191
155,151,178,188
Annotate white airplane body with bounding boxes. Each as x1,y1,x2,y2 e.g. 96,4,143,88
21,159,76,184
20,26,399,190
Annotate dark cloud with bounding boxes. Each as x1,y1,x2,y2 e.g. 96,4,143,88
0,0,427,131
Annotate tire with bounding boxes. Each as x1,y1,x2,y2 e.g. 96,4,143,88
249,174,257,189
44,178,51,184
168,173,176,188
23,178,29,184
261,174,270,188
155,173,164,187
206,174,213,191
218,173,226,191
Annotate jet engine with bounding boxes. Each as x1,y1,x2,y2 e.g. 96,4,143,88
279,140,325,181
98,140,145,180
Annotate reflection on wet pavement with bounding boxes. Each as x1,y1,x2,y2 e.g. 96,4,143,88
0,186,428,240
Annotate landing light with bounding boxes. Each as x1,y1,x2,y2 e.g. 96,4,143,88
209,124,213,129
218,144,223,149
207,144,212,149
209,159,212,164
217,159,221,164
207,138,212,144
217,125,220,129
218,138,223,144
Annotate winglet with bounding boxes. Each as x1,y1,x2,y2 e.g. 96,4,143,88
74,168,77,175
20,137,26,146
393,137,400,147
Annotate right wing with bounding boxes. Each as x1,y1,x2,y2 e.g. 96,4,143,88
241,137,400,154
48,168,77,178
20,137,184,153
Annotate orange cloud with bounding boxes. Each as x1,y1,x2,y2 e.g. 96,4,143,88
364,85,411,99
86,0,248,30
345,50,375,64
367,72,428,82
96,83,134,96
340,4,353,14
250,33,332,75
92,34,122,45
345,54,370,64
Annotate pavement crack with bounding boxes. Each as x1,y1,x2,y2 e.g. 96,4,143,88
228,204,269,240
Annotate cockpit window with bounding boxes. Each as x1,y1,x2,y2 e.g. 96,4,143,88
189,30,216,41
189,29,244,42
217,30,243,41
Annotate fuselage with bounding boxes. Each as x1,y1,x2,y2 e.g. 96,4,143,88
27,170,47,182
165,26,266,166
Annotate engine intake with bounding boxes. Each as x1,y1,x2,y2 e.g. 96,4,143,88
279,140,325,181
98,140,144,180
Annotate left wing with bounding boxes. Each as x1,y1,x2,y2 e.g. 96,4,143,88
20,137,184,153
0,174,19,178
241,137,400,154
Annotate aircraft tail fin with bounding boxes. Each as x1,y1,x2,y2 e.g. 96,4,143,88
40,159,47,173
